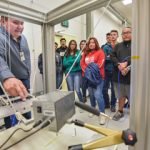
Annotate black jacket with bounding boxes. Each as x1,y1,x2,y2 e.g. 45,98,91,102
85,63,102,88
38,53,43,74
38,53,62,74
110,41,131,84
56,46,67,59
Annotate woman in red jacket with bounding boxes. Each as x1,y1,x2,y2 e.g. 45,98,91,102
80,37,106,125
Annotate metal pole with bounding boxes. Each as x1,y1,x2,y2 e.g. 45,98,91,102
42,23,56,93
130,0,150,149
86,12,94,39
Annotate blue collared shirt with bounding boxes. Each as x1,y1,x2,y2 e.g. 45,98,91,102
0,26,31,82
103,43,114,72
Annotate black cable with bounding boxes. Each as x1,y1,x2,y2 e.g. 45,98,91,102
32,120,42,128
1,119,52,150
0,127,33,149
2,127,41,150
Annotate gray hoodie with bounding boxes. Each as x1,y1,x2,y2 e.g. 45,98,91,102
0,26,31,82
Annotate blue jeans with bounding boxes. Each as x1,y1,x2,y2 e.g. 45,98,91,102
82,76,87,98
102,71,116,107
88,80,105,113
1,79,31,129
66,71,83,102
56,72,63,89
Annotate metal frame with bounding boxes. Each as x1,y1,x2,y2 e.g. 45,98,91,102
1,0,121,25
42,24,56,92
86,12,94,38
129,0,150,150
0,0,120,93
0,0,46,25
108,4,131,25
47,0,120,25
2,1,149,150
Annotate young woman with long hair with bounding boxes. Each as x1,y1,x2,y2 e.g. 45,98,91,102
80,37,106,124
63,40,83,103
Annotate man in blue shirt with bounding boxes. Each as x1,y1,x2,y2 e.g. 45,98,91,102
102,33,117,112
0,16,31,128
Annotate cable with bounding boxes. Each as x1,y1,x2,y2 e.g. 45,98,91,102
0,127,33,149
30,14,47,94
0,82,35,126
0,82,17,114
28,0,48,94
103,56,131,150
0,117,52,149
0,95,9,105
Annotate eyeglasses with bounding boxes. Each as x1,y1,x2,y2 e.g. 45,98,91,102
121,32,131,35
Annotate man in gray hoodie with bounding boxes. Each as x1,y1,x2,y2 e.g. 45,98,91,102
0,16,31,128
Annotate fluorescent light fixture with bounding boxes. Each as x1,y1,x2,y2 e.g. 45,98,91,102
122,0,132,5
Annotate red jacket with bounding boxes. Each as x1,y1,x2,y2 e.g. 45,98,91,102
80,49,105,79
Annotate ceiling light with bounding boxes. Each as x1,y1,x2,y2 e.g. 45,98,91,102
122,0,132,5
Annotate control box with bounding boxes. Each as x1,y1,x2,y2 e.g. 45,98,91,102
32,91,75,132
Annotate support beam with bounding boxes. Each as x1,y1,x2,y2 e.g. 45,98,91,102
0,1,46,25
42,24,56,93
129,0,150,150
47,0,120,25
107,5,131,25
86,12,94,38
0,0,122,26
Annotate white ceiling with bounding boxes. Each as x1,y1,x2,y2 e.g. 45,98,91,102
112,1,132,23
4,0,71,13
2,0,132,23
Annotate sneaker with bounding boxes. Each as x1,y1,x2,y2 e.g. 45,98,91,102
88,113,94,118
110,106,116,112
83,97,87,103
99,115,106,125
105,104,110,109
112,111,124,121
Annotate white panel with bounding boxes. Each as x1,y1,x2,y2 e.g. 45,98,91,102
5,0,71,13
112,1,132,23
93,8,123,46
55,14,86,48
23,22,43,94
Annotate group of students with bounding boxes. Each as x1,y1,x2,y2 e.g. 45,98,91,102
0,15,131,129
101,28,131,122
41,27,131,125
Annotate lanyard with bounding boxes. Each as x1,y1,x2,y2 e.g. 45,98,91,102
18,40,25,62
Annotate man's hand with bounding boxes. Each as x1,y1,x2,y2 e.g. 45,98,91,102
3,78,28,100
121,67,130,76
118,62,128,71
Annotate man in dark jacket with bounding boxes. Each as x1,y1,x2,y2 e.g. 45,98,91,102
38,42,63,89
56,38,67,59
56,38,67,75
38,53,43,74
111,27,131,121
